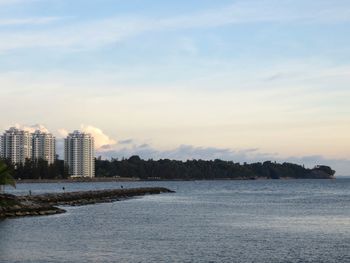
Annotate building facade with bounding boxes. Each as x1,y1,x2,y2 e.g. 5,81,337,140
0,127,32,165
32,130,56,165
64,130,95,178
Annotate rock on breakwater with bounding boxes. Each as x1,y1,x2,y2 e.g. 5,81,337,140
0,187,175,218
0,193,65,218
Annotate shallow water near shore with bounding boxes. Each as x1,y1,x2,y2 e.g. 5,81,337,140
1,179,350,263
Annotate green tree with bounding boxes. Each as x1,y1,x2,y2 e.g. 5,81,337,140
0,160,16,193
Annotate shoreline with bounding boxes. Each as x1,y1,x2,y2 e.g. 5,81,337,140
15,176,336,184
16,177,142,184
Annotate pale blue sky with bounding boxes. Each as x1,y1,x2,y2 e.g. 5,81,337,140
1,0,350,174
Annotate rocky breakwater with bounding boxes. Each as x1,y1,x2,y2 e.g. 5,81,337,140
24,187,175,206
0,193,65,218
0,187,175,219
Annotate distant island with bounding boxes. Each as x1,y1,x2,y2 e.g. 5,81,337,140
2,156,335,181
95,156,336,180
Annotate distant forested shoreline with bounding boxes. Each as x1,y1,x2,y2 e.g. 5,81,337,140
95,156,335,180
1,156,335,180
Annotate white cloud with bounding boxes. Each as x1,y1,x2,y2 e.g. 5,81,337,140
80,125,117,150
55,126,117,156
56,125,117,150
13,123,50,133
57,128,68,138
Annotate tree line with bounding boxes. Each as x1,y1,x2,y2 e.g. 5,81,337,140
0,156,334,180
95,156,334,180
0,158,69,180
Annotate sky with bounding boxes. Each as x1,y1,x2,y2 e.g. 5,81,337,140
0,0,350,175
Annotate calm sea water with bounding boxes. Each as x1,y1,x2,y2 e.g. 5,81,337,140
1,179,349,263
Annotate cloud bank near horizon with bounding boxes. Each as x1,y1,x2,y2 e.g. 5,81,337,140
97,144,350,176
2,123,349,175
23,123,343,176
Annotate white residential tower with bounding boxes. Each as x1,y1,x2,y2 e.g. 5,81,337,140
32,130,56,165
0,127,32,164
64,130,95,178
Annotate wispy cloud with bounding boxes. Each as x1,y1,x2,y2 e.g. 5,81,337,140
0,1,349,52
0,0,28,5
99,144,269,163
0,17,63,26
118,139,134,145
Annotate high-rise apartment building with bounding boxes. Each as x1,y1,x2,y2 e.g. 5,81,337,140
32,130,56,165
64,130,95,178
0,127,32,164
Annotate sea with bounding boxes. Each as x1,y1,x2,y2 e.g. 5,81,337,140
1,178,349,263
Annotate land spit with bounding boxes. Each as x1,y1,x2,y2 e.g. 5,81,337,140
0,187,175,218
